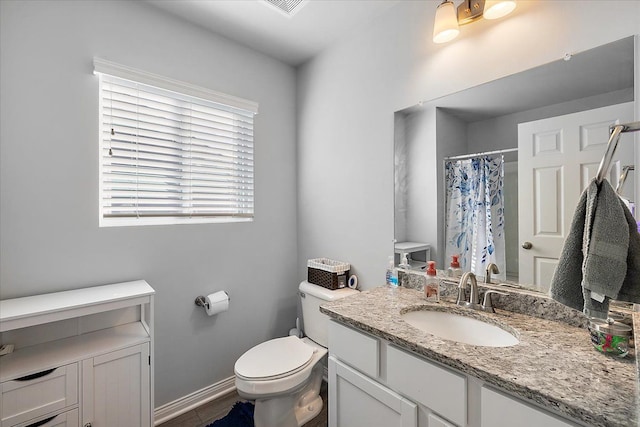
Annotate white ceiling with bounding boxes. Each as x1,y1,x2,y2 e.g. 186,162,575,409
144,1,634,117
145,0,400,66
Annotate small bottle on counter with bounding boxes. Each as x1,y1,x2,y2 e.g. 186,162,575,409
386,256,399,287
424,261,439,302
447,255,462,278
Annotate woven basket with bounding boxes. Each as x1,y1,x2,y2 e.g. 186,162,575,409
307,258,350,290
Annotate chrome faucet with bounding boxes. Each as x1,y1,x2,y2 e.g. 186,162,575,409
456,272,480,309
484,263,499,284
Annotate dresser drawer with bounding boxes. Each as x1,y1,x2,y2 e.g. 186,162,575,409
15,408,79,427
481,386,577,427
387,345,466,426
1,363,78,427
328,320,379,378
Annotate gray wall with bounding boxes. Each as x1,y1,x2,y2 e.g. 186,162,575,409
297,1,640,288
0,1,298,406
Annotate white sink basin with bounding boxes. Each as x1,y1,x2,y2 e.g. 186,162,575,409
401,309,519,347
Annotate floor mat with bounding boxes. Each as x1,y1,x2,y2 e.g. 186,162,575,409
206,401,255,427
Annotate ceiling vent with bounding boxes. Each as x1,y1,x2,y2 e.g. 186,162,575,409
262,0,308,17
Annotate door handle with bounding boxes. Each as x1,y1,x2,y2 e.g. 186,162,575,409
522,242,533,250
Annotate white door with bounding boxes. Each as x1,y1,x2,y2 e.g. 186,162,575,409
328,356,417,427
82,343,151,427
518,102,634,290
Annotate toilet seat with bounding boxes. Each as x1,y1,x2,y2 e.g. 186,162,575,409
234,336,327,399
235,336,315,381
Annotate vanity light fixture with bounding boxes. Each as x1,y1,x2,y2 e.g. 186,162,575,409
433,1,460,44
433,0,516,44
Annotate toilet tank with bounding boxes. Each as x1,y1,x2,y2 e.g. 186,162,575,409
299,280,358,347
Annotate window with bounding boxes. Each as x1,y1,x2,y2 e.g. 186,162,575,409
94,59,258,226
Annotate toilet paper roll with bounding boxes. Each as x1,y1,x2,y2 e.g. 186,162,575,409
205,291,229,316
348,274,358,289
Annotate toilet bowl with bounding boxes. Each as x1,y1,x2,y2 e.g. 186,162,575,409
234,280,358,427
235,336,327,427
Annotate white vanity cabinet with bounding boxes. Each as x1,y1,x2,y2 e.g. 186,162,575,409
0,281,154,427
328,320,460,427
328,320,583,427
329,319,418,425
329,357,417,427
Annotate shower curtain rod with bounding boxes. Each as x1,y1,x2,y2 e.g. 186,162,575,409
444,147,518,161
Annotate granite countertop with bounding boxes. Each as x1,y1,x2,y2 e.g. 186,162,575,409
321,285,639,427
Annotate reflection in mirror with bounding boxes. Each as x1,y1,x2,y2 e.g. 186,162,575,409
443,150,513,282
394,36,636,293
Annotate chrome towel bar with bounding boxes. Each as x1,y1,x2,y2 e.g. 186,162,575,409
596,121,640,184
616,165,634,195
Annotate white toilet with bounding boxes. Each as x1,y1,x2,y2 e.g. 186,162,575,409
234,280,358,427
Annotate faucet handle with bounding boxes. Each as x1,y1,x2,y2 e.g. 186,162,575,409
481,290,508,313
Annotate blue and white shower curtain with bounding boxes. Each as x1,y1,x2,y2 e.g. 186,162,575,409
445,155,505,279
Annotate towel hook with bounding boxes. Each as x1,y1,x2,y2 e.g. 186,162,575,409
595,121,640,184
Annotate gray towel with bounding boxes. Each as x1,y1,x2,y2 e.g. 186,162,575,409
550,178,640,319
549,187,587,314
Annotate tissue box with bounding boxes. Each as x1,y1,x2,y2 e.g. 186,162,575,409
307,258,350,290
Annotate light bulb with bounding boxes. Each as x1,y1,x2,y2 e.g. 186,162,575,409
483,0,516,20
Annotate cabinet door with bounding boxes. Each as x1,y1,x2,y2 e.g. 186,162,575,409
82,343,150,427
329,356,417,427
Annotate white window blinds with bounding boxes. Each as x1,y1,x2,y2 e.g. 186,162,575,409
95,59,257,226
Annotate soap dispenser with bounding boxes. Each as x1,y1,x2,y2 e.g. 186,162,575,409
399,252,411,269
447,255,462,278
424,261,439,302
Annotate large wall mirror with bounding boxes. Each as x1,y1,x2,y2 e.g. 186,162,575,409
394,36,637,293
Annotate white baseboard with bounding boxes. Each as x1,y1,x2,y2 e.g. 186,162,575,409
154,376,236,425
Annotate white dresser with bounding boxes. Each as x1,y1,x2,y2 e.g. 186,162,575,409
0,281,155,427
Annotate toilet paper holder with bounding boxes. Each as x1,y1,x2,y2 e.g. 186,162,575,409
194,295,209,309
195,292,230,311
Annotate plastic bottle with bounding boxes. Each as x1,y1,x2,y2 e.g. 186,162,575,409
424,261,440,302
386,256,399,287
447,255,462,278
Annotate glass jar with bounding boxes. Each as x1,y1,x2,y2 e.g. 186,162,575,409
588,318,632,358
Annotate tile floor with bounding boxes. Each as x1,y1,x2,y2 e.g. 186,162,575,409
157,382,328,427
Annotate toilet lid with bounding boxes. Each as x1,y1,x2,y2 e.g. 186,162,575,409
235,336,315,380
